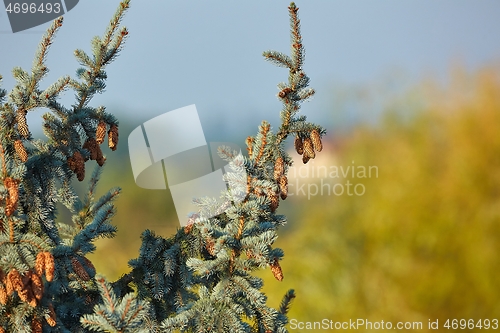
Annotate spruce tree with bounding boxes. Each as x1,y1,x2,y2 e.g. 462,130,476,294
0,1,324,332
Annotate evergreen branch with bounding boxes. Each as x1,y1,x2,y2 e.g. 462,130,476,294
33,17,64,83
278,289,295,315
103,0,130,48
81,276,149,333
74,1,130,110
262,51,293,69
288,2,303,72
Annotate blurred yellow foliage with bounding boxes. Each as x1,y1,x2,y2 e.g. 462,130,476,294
257,68,500,331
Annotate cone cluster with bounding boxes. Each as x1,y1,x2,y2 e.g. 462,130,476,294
4,177,20,217
0,268,45,307
294,129,323,164
83,138,105,166
35,251,55,282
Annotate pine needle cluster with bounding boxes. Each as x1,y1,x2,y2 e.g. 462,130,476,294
0,1,324,332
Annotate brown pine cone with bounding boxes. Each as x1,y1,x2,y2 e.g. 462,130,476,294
71,257,90,281
270,258,283,281
108,124,119,151
44,252,55,282
311,129,323,152
303,137,315,159
4,177,20,217
294,135,304,155
14,140,28,162
274,156,284,180
96,121,107,144
67,151,85,181
83,138,105,166
279,175,288,200
16,110,30,138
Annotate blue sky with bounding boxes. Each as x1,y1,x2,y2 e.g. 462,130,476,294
1,0,500,141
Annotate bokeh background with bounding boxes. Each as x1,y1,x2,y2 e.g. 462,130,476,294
1,1,500,331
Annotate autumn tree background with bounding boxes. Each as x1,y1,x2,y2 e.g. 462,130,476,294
84,66,500,332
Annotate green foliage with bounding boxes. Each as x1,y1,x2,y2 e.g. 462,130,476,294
0,2,323,332
0,1,131,332
81,276,149,333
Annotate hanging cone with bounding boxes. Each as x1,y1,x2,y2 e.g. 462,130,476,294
83,138,105,166
67,151,85,181
108,124,119,151
279,175,288,200
44,252,55,282
16,110,30,138
31,317,42,333
4,177,20,217
0,285,7,305
274,156,284,180
96,121,107,144
303,137,315,159
30,271,43,301
7,269,23,294
270,258,283,281
35,252,45,277
294,135,304,155
14,140,28,162
46,304,57,327
311,129,323,152
71,257,90,281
